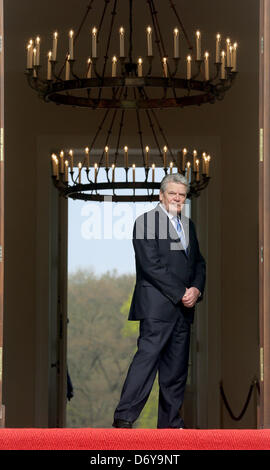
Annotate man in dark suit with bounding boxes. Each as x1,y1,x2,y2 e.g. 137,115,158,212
112,173,206,429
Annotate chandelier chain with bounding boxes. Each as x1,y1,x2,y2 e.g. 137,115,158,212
149,0,167,59
134,89,146,169
98,0,118,101
168,0,193,51
144,108,164,167
150,109,175,165
74,0,96,43
133,88,151,194
96,0,111,45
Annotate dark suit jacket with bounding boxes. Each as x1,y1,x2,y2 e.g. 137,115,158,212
128,203,206,323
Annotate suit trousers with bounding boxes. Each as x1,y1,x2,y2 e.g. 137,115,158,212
113,312,191,428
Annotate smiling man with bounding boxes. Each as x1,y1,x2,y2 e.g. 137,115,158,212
112,173,206,429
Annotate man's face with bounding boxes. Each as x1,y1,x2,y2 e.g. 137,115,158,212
159,182,187,215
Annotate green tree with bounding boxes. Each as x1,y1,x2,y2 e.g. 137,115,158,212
67,268,136,427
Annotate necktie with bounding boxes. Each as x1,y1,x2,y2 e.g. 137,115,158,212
174,216,188,254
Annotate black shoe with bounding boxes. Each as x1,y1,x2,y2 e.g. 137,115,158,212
112,419,133,428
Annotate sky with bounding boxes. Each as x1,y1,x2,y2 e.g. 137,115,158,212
68,198,157,276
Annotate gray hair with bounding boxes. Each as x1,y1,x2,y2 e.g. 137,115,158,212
160,173,189,194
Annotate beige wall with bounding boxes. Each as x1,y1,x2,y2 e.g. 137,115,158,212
2,0,259,427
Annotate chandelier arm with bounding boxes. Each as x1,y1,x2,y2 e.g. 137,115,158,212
168,0,193,52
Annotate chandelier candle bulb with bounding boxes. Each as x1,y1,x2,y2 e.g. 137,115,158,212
163,146,167,167
85,147,90,169
35,37,40,65
132,163,136,182
92,27,97,58
87,58,92,78
187,55,192,79
229,45,233,68
204,52,209,81
182,148,187,171
221,50,226,79
33,48,37,67
64,160,69,182
78,162,82,184
177,151,182,172
65,55,70,80
51,154,57,176
173,28,179,58
226,38,231,66
55,157,59,180
124,146,128,167
195,159,200,181
162,58,168,78
60,150,64,173
138,58,143,77
206,155,211,176
52,32,58,61
47,51,52,79
119,27,125,57
145,146,149,167
232,42,238,71
26,44,30,69
216,34,221,62
196,31,201,60
193,150,198,170
186,161,191,180
147,26,153,56
169,161,173,174
27,40,33,69
112,56,117,77
69,30,74,60
202,152,207,174
105,146,109,167
112,163,115,182
94,163,98,182
152,163,155,182
69,149,73,171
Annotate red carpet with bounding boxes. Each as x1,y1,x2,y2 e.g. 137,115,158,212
0,429,269,450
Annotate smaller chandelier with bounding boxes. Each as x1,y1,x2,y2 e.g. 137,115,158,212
50,146,211,202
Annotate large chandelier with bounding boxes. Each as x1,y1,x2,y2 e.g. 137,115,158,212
25,0,238,202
